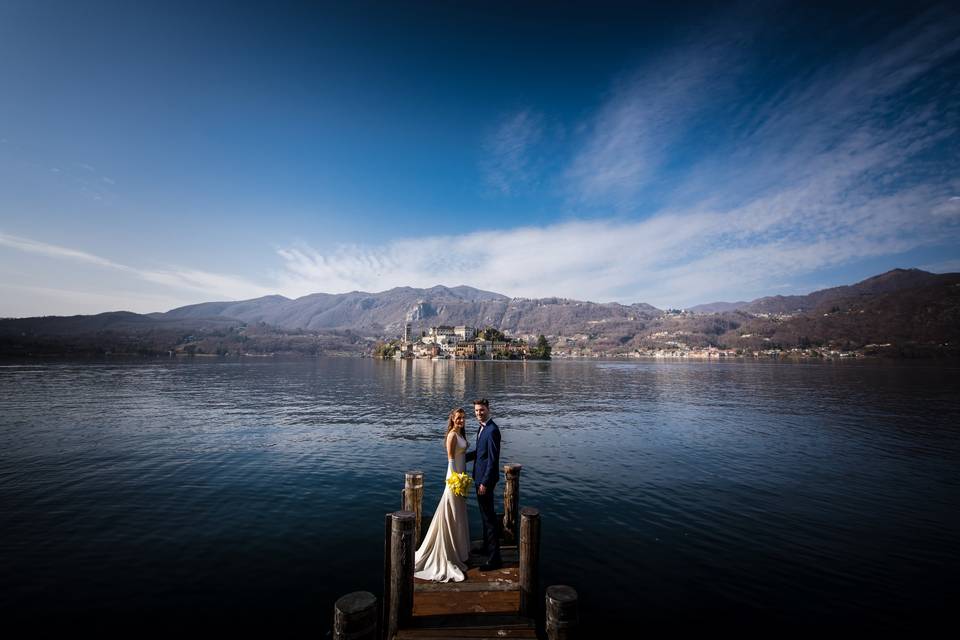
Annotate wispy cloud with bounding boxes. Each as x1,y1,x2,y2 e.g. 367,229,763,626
0,282,188,318
275,6,960,307
0,231,274,304
135,268,275,300
273,176,956,308
563,14,754,210
544,3,960,297
0,232,126,269
931,195,960,218
921,258,960,273
481,109,545,195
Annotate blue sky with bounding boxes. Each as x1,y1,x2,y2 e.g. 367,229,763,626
1,0,959,316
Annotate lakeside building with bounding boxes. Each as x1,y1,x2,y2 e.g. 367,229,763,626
394,325,532,360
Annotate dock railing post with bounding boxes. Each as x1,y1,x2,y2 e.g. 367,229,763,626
545,585,579,640
385,510,415,640
502,464,522,544
333,591,378,640
519,506,541,619
402,471,424,545
380,513,391,639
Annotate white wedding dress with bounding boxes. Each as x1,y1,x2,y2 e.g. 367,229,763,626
414,432,470,582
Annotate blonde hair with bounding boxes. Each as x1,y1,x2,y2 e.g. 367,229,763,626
446,407,466,437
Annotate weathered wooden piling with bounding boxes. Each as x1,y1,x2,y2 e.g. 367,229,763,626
384,510,415,640
380,513,392,639
519,506,541,618
402,471,424,544
333,591,378,640
545,585,579,640
502,463,522,544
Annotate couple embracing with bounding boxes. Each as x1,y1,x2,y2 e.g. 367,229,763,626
414,398,502,582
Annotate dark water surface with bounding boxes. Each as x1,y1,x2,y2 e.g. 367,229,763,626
2,358,958,632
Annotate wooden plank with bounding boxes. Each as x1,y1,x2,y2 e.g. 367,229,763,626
412,589,519,617
415,580,519,593
470,541,518,553
466,550,519,566
395,629,536,639
415,566,518,585
406,614,535,629
464,565,518,582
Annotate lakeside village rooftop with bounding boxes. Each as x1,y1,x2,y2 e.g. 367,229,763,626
393,324,532,360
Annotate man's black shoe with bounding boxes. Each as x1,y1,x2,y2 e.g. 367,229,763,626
480,561,502,571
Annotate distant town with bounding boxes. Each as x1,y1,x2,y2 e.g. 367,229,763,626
374,324,551,360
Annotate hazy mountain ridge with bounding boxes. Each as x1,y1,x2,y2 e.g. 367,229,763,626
153,285,660,336
738,269,945,314
0,311,238,336
685,269,945,314
1,270,957,357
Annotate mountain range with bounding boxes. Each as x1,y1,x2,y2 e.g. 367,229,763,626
688,268,951,315
1,269,958,357
151,283,661,337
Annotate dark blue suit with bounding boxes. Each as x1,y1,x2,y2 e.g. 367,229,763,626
466,418,501,564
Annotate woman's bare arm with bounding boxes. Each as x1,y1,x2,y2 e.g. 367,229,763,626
445,431,457,460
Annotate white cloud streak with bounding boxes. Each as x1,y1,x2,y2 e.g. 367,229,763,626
0,232,127,269
921,258,960,273
0,231,274,307
273,176,956,308
0,282,187,318
481,109,545,195
274,5,960,308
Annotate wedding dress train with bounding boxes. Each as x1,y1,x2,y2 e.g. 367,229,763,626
414,432,470,582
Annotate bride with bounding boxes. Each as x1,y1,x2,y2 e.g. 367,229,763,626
414,407,471,582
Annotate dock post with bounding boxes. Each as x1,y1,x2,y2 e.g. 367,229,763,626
333,591,377,640
385,510,415,640
502,464,522,544
519,506,541,619
402,471,424,545
380,513,391,639
545,585,579,640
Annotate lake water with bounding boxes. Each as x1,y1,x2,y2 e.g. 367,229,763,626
1,358,958,632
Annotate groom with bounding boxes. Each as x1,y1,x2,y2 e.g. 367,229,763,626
466,398,502,571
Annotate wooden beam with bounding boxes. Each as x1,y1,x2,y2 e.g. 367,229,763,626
415,581,520,593
333,591,378,640
386,510,416,640
518,507,540,619
545,585,579,640
502,464,522,544
403,471,424,545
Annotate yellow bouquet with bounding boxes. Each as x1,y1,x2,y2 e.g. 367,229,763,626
446,471,473,498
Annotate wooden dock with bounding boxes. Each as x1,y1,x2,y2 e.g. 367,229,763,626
331,465,579,640
399,542,534,638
